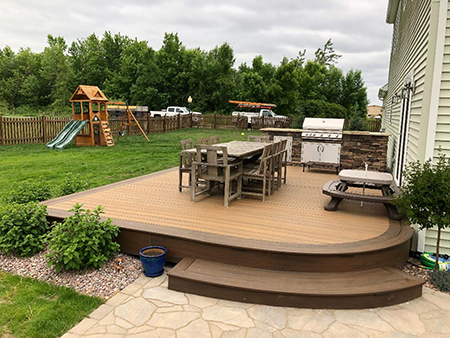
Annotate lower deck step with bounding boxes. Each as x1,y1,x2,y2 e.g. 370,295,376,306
168,258,424,309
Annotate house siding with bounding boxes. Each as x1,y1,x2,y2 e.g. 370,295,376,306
434,5,450,159
425,0,450,254
382,0,432,171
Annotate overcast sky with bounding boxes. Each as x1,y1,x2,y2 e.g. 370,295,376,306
0,0,393,105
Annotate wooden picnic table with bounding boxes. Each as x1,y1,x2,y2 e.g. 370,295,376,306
322,170,403,220
184,141,266,159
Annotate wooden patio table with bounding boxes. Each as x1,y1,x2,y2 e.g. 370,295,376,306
184,140,266,159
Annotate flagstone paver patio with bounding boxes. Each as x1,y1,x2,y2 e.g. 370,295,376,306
62,270,450,338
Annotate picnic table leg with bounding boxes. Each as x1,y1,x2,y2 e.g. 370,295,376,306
324,197,344,211
324,181,347,211
380,185,403,220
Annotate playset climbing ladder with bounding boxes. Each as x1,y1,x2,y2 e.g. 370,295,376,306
101,121,115,146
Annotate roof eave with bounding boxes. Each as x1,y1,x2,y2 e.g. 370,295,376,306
386,0,400,24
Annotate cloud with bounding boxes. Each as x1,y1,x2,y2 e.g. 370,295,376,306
0,0,392,104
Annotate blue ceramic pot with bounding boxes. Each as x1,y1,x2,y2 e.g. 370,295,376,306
139,246,167,277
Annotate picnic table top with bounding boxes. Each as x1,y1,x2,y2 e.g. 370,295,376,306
339,170,394,186
185,141,266,158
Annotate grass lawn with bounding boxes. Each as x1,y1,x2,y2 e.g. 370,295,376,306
0,271,103,338
0,128,255,206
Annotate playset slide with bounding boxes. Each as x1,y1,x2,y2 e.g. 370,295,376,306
46,120,89,150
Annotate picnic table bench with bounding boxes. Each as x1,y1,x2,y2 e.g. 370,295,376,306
322,170,403,220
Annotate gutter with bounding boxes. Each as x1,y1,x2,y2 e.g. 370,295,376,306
386,0,400,24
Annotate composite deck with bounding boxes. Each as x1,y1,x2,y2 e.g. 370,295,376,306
44,166,423,308
46,167,392,247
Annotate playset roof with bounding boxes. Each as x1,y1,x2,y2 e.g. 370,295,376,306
70,85,109,102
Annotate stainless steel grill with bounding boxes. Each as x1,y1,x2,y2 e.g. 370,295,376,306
301,118,345,173
301,118,344,141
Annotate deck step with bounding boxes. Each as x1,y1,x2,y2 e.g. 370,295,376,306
168,258,424,309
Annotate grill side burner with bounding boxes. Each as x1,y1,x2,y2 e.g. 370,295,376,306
301,118,345,173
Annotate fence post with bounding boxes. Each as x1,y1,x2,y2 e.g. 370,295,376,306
0,114,4,146
163,115,167,133
147,113,151,134
214,113,217,129
42,113,47,143
178,113,181,130
190,113,193,128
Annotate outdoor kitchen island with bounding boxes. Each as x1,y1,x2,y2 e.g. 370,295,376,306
44,165,423,309
262,127,390,172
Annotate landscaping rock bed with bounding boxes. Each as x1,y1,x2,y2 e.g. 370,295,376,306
399,258,437,291
0,250,142,299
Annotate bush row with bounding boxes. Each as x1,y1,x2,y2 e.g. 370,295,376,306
0,202,120,272
4,173,88,205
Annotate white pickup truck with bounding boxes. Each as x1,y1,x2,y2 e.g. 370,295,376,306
232,109,288,128
149,106,201,118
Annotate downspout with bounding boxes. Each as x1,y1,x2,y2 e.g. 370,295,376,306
416,0,447,253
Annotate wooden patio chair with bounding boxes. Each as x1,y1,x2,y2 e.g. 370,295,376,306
209,136,220,145
191,145,243,207
271,141,283,190
179,139,195,192
197,138,210,146
180,139,194,151
242,143,274,201
273,139,288,188
247,135,270,143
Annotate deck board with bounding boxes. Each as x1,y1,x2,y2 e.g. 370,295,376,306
45,167,391,246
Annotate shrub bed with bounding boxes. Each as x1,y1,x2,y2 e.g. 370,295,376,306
0,203,49,257
46,204,120,272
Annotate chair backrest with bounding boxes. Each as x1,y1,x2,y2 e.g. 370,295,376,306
197,138,210,146
180,151,195,168
257,144,274,175
196,145,229,178
271,141,282,168
247,135,270,143
180,139,194,151
209,136,220,145
280,139,288,161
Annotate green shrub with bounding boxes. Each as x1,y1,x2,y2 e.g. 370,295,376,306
431,271,450,292
349,114,368,131
0,203,49,257
46,204,120,272
60,173,88,196
4,178,52,204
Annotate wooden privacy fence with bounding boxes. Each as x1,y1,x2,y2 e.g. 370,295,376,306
0,113,293,146
0,114,72,146
343,119,382,132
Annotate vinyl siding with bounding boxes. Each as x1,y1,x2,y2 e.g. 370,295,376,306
382,0,432,171
425,0,450,255
434,7,450,159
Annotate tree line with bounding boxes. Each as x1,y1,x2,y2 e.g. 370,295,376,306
0,32,368,124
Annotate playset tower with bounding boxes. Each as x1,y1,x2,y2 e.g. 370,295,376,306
69,85,114,147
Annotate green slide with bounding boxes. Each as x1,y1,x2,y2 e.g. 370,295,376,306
46,120,76,149
47,120,89,150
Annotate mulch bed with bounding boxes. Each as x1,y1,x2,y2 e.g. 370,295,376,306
0,250,143,299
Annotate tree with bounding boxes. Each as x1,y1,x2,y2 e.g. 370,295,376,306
341,69,369,117
315,39,341,67
40,35,69,109
393,154,450,271
156,33,189,107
